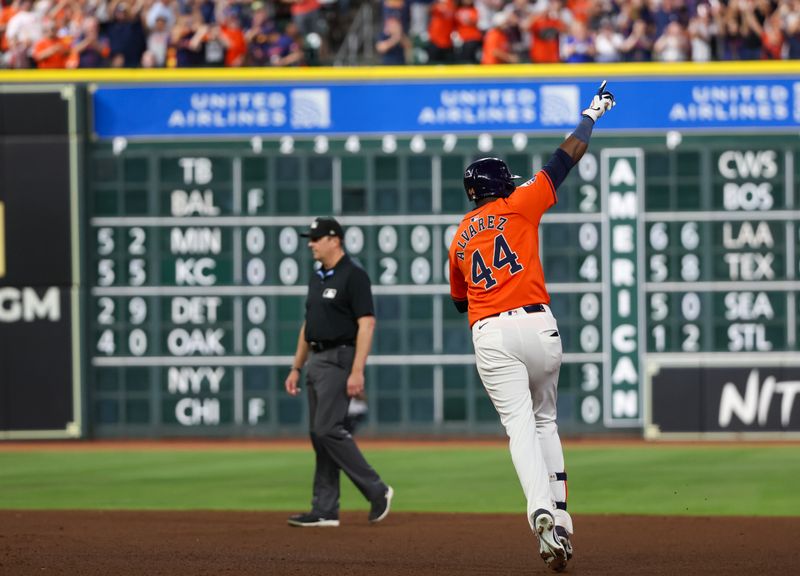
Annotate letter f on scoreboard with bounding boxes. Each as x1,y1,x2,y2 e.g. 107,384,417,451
0,201,5,278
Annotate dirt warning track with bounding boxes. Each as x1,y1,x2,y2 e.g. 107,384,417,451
1,510,798,575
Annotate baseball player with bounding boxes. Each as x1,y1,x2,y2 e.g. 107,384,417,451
447,82,616,571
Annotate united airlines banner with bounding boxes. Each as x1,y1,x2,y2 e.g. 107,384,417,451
92,77,800,138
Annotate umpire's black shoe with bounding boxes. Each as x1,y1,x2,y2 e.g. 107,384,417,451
287,512,340,527
368,485,394,523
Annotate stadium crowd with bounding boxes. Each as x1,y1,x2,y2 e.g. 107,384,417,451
0,0,798,68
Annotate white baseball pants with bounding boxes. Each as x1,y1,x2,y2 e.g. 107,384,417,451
472,304,570,531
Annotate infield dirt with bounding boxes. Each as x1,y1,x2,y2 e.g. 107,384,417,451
1,510,798,575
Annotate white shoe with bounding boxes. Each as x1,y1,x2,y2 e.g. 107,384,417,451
555,526,573,561
533,509,568,572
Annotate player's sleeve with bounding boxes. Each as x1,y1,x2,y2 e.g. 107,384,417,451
542,148,576,191
448,250,469,314
508,167,558,220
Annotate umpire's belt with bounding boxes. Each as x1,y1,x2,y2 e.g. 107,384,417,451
486,303,547,321
309,340,354,352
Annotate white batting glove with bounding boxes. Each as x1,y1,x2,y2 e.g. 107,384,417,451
582,80,616,123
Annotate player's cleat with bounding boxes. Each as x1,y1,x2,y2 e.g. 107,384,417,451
533,509,568,572
555,526,573,561
287,512,340,527
369,485,394,523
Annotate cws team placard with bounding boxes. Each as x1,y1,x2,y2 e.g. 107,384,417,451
0,86,83,439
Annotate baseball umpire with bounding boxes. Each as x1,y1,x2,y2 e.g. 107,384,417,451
447,82,616,570
285,216,393,527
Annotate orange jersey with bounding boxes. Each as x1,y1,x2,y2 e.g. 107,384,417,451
448,170,556,326
428,0,456,49
529,15,565,63
221,26,246,66
455,6,482,43
32,37,70,68
481,28,510,64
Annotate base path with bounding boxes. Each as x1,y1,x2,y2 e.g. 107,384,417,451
1,511,798,575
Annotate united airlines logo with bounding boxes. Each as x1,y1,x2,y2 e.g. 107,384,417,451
0,201,5,278
540,85,579,126
290,89,331,129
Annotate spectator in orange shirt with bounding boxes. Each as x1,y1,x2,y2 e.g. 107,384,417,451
220,9,247,67
760,12,784,59
32,19,70,68
427,0,455,63
0,0,17,57
481,11,519,64
454,0,482,63
566,0,592,24
529,0,567,63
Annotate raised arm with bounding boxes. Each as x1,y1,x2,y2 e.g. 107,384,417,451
542,81,616,189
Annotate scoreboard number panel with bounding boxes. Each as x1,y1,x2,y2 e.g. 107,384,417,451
87,134,800,437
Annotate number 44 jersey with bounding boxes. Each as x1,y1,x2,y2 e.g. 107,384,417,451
448,170,557,327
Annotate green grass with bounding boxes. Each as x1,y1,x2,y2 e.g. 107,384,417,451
1,444,798,516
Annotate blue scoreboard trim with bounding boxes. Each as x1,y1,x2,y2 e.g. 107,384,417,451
90,74,800,138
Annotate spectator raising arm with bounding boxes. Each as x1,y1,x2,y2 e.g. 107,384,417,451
376,16,410,65
481,11,519,64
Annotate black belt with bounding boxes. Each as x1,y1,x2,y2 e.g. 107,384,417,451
309,340,354,352
483,303,546,321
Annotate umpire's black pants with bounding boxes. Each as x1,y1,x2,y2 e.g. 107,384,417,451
306,345,386,518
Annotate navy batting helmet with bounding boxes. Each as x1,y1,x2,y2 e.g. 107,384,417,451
463,158,521,202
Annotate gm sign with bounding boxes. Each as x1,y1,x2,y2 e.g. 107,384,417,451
0,287,61,323
0,85,83,439
647,363,800,437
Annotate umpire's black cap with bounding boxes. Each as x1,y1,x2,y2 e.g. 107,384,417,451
301,217,344,240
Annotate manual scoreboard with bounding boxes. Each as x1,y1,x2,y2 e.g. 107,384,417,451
85,132,800,436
